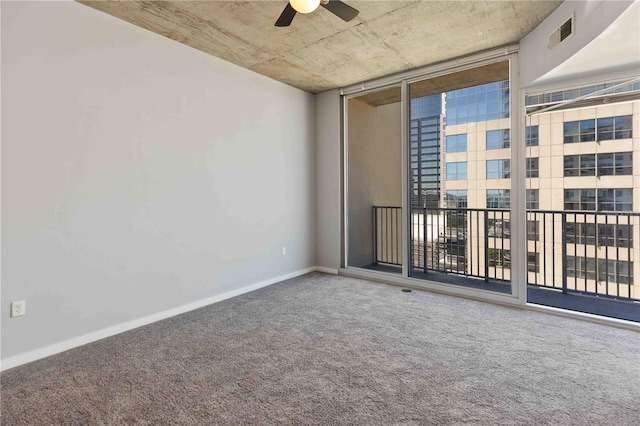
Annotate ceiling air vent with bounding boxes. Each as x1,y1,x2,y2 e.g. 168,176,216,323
548,16,574,50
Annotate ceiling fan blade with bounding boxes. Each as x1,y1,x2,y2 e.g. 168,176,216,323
275,3,297,27
321,0,359,22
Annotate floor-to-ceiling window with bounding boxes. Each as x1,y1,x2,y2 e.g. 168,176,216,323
342,48,638,324
525,79,640,322
407,60,514,294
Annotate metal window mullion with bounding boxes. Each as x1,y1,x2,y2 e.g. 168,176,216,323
401,80,409,278
373,207,377,264
562,213,568,294
583,213,588,293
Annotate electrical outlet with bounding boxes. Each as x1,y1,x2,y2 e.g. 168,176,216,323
282,247,287,256
11,300,26,318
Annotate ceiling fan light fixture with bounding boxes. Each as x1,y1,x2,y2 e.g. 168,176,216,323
289,0,321,14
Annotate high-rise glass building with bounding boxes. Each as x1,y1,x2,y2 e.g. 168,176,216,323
410,81,511,209
445,80,510,125
410,94,443,208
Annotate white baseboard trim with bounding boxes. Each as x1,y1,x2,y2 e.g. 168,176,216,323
314,266,339,274
1,266,317,372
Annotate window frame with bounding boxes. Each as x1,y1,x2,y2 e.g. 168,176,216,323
446,134,467,153
486,129,511,150
564,115,633,144
526,157,539,178
526,189,539,210
565,152,633,177
446,161,468,180
445,190,468,208
487,189,511,209
486,159,511,179
526,125,539,146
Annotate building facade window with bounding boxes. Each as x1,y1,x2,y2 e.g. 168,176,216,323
485,220,540,241
445,190,467,208
446,134,467,153
486,159,510,179
597,189,633,211
564,115,633,143
445,80,509,125
564,189,596,210
567,256,597,280
564,119,596,143
526,125,539,146
527,252,539,272
596,115,633,140
486,129,510,150
526,189,539,210
569,223,635,248
598,223,633,247
597,152,633,176
598,259,634,285
567,256,633,285
446,162,467,180
410,98,443,209
564,154,595,176
566,223,597,245
488,248,510,268
527,221,539,241
526,157,539,178
411,96,443,121
565,152,633,176
487,189,510,208
564,188,633,211
565,223,633,247
487,219,510,238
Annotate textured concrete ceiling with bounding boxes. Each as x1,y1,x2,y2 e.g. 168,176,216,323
79,1,562,93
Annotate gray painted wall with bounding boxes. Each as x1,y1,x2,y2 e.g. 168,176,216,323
1,2,315,362
314,90,342,270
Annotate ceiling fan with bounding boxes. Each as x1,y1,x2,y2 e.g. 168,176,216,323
275,0,359,27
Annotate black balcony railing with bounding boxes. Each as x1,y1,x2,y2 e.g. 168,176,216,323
373,206,639,301
373,206,402,266
409,207,512,282
528,210,638,300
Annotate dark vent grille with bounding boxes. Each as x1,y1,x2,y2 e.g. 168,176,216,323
560,18,573,41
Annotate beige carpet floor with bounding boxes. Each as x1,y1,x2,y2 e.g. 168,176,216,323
2,272,639,425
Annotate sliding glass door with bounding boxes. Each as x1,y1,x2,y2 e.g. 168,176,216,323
407,60,513,294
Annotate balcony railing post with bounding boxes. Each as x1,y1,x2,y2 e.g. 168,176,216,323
484,209,489,282
373,206,377,265
423,208,428,274
561,212,568,295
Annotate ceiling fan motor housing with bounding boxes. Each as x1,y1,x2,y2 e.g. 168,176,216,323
276,0,359,27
